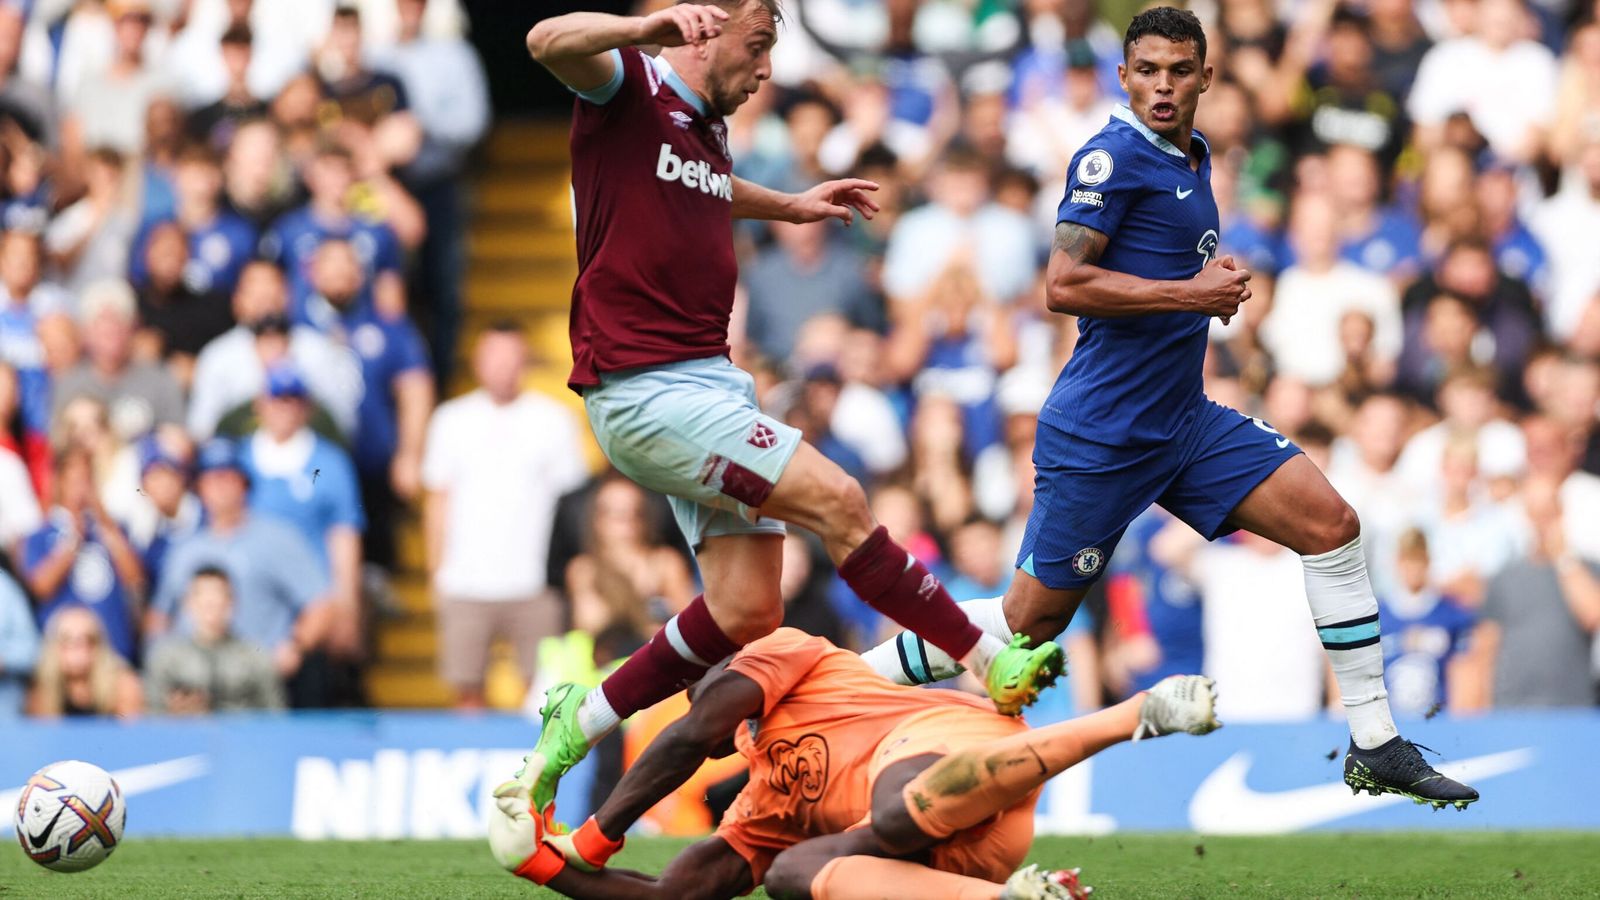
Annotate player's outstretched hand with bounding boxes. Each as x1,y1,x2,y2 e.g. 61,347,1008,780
789,178,881,226
1189,254,1252,323
639,3,729,47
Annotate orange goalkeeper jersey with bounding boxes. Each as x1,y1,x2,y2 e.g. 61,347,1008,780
714,628,1029,883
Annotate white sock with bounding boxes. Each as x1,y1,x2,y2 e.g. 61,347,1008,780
861,597,1012,685
1301,535,1398,750
575,687,621,745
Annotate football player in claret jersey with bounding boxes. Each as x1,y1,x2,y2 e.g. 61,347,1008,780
507,0,1063,832
863,7,1478,809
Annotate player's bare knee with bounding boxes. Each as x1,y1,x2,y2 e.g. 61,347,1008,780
1307,502,1360,555
707,593,783,645
817,473,872,542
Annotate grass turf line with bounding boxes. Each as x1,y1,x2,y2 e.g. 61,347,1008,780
3,833,1598,898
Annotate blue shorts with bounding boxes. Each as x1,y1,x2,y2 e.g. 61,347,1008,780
1017,398,1302,589
584,357,801,549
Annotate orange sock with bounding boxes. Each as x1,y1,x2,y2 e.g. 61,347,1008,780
810,855,1003,900
903,695,1143,839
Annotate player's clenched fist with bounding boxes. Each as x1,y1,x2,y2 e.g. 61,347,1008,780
637,3,730,47
1187,254,1252,320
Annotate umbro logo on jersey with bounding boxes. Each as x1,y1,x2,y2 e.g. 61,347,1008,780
656,144,733,201
669,110,692,129
1176,187,1194,199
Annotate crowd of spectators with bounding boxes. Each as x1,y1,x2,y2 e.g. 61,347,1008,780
0,0,490,718
8,0,1600,726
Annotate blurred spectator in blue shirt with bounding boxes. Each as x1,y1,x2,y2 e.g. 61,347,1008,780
152,438,332,700
1326,144,1424,280
242,364,364,658
21,446,146,663
1477,159,1548,292
261,144,406,325
743,220,881,364
1104,507,1203,694
114,430,201,584
1379,528,1478,717
303,237,433,567
130,143,258,298
883,150,1037,307
885,264,1011,459
0,568,38,718
0,230,65,442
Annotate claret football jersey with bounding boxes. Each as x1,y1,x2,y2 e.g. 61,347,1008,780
565,48,739,390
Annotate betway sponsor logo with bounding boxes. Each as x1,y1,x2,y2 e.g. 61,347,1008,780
291,749,528,839
656,144,733,201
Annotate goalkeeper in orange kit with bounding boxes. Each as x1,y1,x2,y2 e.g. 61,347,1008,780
490,628,1220,899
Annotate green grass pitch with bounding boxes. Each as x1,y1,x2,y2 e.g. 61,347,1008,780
5,833,1599,898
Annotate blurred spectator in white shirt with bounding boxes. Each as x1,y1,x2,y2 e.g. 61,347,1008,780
1397,366,1527,501
169,0,310,109
1157,523,1325,722
422,323,587,708
59,0,173,160
188,261,361,439
1523,413,1600,564
45,150,140,297
1262,193,1401,386
1407,0,1557,161
0,440,38,558
1006,40,1115,225
1531,136,1600,340
1417,432,1530,606
1329,393,1421,596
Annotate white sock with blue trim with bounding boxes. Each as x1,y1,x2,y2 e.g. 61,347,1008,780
860,597,1012,685
1302,535,1398,750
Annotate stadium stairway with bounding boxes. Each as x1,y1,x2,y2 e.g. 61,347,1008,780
365,120,591,709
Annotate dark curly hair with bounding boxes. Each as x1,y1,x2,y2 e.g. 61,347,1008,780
1123,6,1207,61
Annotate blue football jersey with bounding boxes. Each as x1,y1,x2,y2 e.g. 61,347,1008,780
1044,105,1220,445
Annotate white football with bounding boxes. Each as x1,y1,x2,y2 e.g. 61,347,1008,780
13,760,126,872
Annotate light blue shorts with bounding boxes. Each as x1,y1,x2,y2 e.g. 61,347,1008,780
584,356,801,549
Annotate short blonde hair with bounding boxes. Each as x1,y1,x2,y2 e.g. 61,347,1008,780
78,277,137,324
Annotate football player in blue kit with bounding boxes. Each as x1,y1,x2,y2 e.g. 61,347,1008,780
865,6,1479,809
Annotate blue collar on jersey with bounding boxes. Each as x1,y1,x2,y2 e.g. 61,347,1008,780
650,54,713,118
1111,104,1209,161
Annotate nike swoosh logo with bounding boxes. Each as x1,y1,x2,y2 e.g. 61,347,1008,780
1188,747,1533,834
1275,437,1290,449
26,806,65,848
0,756,209,838
1176,187,1194,199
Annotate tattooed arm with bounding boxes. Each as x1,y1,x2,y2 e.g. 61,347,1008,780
1045,222,1252,319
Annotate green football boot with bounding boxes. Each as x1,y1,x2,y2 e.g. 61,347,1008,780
985,634,1066,716
513,682,593,820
